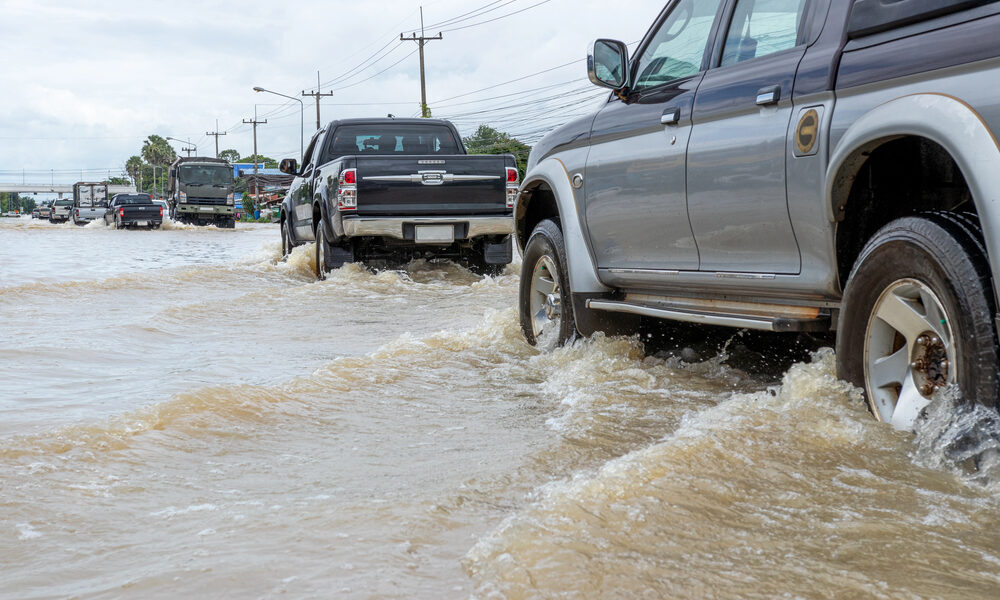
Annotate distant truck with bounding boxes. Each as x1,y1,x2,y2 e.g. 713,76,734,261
71,182,108,225
167,157,236,228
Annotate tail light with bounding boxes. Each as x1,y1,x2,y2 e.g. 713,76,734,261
505,167,520,209
338,168,358,211
159,207,164,217
119,208,125,217
149,194,153,200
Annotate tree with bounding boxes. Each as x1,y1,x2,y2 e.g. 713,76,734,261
141,135,177,167
125,155,143,184
108,176,130,186
219,149,241,163
462,125,531,175
238,154,279,169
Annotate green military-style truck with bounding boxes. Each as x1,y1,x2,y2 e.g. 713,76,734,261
167,157,236,228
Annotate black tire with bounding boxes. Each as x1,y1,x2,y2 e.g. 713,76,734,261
837,214,999,428
281,219,293,258
519,219,577,348
315,222,332,280
114,216,121,230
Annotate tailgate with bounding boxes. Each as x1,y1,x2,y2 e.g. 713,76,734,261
123,206,161,220
355,155,509,216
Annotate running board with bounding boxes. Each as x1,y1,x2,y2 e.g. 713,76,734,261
586,299,831,333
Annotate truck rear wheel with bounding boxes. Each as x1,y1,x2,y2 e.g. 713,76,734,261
519,219,576,350
837,214,999,430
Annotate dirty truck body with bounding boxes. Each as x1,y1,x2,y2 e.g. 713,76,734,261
516,0,1000,430
168,157,235,228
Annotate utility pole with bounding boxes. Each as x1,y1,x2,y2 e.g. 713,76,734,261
206,119,227,158
243,111,267,201
302,71,334,131
181,146,195,157
400,7,442,118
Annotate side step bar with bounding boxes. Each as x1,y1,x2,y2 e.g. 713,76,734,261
586,299,832,333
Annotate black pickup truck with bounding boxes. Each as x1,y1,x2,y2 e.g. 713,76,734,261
105,193,163,229
279,118,518,278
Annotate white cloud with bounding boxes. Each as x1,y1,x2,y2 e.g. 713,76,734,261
0,0,664,183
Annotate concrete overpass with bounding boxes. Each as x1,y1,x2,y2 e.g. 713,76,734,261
0,183,138,196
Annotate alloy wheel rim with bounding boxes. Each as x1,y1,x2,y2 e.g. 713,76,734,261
863,278,957,430
529,254,562,350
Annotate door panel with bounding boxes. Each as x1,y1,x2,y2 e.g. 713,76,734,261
687,48,804,274
585,79,702,275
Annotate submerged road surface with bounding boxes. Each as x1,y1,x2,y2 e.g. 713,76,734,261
2,215,999,599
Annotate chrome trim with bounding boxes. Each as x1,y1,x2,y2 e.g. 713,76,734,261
364,173,503,185
608,268,680,276
588,300,776,331
756,91,778,106
715,272,777,280
342,216,514,240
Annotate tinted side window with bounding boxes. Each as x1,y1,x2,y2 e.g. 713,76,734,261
721,0,808,67
633,0,724,92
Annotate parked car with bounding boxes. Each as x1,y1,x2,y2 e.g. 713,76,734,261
516,0,1000,431
49,199,73,223
105,194,163,229
279,118,518,279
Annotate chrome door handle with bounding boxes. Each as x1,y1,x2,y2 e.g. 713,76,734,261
756,85,781,106
661,108,681,125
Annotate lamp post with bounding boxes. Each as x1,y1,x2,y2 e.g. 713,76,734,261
166,137,197,157
253,86,304,163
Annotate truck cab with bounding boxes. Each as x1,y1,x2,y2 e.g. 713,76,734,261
167,157,236,228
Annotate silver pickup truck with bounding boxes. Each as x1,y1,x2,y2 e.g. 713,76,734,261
516,0,1000,431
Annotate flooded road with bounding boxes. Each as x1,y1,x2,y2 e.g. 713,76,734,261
2,215,999,599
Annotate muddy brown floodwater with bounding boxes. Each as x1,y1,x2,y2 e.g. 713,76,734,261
2,215,999,599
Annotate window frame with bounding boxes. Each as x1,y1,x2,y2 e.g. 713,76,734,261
626,0,730,96
710,0,816,70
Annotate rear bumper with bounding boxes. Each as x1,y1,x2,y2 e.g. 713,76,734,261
342,215,514,240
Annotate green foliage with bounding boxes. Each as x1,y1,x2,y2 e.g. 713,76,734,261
141,135,177,167
125,155,143,184
462,125,531,175
219,149,241,163
239,154,279,169
108,176,130,186
241,194,258,217
1,192,35,213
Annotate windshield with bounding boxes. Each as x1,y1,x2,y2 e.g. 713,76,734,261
179,165,232,187
325,124,461,160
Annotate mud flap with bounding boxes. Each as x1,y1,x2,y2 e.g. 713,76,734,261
484,237,513,264
327,245,356,269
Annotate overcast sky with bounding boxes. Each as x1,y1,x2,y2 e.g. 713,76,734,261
0,0,664,185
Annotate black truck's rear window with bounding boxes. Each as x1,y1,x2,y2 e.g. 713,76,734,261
325,124,461,160
848,0,995,38
115,195,151,204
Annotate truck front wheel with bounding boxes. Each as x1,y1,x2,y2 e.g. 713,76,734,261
281,219,293,258
837,214,999,431
519,219,576,350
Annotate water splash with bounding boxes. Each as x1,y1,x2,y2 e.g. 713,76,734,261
913,387,1000,488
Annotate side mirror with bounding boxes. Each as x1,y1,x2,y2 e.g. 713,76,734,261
279,158,299,175
588,39,629,91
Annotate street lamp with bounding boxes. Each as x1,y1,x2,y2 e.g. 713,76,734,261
253,86,304,163
165,137,198,157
